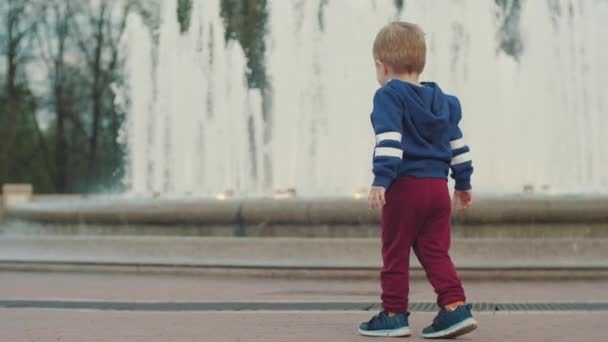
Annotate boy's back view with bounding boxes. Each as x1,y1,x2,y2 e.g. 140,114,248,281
358,22,477,339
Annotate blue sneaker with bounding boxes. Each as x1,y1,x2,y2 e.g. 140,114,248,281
422,304,477,339
358,311,411,337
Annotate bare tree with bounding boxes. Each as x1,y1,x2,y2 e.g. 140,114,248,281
35,0,74,192
0,0,36,183
68,0,130,191
0,0,155,192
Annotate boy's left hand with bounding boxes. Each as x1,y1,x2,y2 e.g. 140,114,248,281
368,186,386,209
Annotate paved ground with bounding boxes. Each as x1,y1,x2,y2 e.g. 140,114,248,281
0,271,607,341
1,271,607,303
1,310,606,342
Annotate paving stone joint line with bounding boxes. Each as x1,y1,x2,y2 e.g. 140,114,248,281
0,300,607,312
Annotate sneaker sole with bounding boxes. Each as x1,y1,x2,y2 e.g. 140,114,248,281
422,318,478,339
358,326,412,337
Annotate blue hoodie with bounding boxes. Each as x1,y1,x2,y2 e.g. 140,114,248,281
371,79,473,190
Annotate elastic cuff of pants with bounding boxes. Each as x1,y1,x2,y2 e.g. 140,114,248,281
382,305,408,313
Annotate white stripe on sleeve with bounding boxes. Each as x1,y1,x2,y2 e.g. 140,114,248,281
450,138,466,150
375,147,403,159
451,152,472,165
376,132,402,144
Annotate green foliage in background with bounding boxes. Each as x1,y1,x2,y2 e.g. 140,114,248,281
495,0,523,60
177,0,193,33
0,84,55,192
394,0,405,13
0,0,129,194
219,0,268,90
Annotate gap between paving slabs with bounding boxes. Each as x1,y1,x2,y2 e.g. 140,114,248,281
0,301,607,312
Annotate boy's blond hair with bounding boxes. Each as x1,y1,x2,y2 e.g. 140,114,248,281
373,22,426,74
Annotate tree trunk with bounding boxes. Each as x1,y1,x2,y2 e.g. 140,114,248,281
53,7,69,193
1,0,22,183
86,4,107,191
54,67,68,193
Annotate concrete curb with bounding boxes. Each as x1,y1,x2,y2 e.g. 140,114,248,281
1,300,607,312
0,236,606,270
1,262,607,281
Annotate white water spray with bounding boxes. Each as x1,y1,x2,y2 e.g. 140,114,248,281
123,0,608,196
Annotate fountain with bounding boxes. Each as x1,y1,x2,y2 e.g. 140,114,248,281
121,0,608,197
2,0,608,276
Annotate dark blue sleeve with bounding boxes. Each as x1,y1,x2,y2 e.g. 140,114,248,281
371,88,404,189
448,97,473,190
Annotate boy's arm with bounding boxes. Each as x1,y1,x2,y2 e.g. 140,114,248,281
371,88,404,189
449,99,473,191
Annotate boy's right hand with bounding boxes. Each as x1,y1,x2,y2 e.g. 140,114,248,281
453,190,473,210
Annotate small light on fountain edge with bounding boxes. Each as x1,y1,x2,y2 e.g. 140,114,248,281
273,188,296,200
216,190,234,201
353,188,368,200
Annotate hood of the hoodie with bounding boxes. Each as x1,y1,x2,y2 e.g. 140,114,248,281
384,79,451,142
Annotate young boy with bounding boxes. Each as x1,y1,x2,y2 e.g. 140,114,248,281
358,22,477,339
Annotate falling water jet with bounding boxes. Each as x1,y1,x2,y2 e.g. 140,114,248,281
122,0,608,197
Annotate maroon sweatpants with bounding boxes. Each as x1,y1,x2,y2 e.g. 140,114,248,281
380,176,466,313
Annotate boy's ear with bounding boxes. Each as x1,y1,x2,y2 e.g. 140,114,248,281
375,59,389,75
375,59,383,69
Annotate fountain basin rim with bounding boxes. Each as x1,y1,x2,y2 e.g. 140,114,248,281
4,194,608,225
